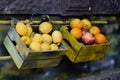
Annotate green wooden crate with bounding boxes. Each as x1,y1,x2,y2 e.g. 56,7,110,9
3,26,67,69
60,26,110,63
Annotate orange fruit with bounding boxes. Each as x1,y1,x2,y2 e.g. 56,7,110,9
70,18,82,29
89,26,100,35
94,33,106,44
70,28,82,39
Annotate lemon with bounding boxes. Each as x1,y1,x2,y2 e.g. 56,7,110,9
21,36,31,46
29,42,41,51
16,21,28,36
32,33,43,44
52,30,62,45
50,44,58,50
25,23,33,37
41,43,50,51
81,19,92,30
39,22,53,34
42,34,52,44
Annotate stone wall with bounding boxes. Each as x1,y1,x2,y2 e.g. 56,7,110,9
0,0,119,16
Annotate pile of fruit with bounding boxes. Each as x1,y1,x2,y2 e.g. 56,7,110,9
70,18,107,45
15,21,62,51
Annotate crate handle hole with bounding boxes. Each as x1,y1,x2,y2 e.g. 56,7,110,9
12,41,17,46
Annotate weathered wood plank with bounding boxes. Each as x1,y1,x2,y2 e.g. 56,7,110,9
3,36,23,69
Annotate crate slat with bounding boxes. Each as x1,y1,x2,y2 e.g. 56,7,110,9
8,26,28,60
3,36,23,69
21,58,62,69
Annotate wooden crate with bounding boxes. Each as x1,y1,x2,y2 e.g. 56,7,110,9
3,26,67,69
60,26,110,63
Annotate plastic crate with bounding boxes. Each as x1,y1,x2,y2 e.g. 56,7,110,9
60,26,110,63
3,25,67,69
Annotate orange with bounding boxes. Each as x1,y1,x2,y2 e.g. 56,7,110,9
70,28,82,39
70,18,82,29
94,33,106,44
89,26,100,35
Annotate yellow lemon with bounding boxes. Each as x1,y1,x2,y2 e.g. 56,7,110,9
21,36,31,46
16,21,28,36
41,43,50,51
32,33,43,44
50,44,59,50
25,23,33,37
42,34,52,44
52,30,62,45
39,22,53,34
81,19,92,30
29,42,41,51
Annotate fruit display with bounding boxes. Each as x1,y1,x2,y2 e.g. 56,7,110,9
60,18,110,63
15,21,63,51
69,18,107,45
3,16,111,69
3,19,66,69
1,15,120,80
